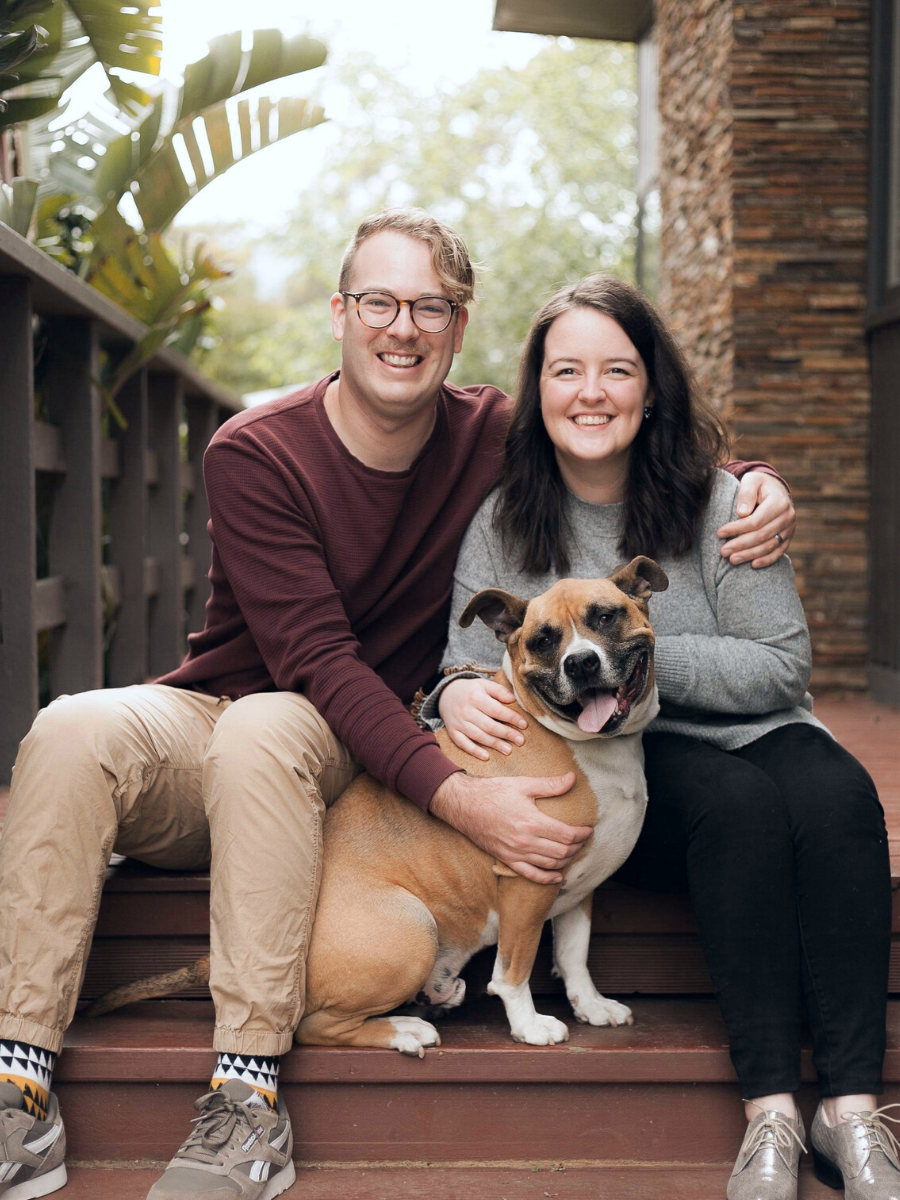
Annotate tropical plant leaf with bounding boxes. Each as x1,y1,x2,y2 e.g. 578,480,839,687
0,175,38,233
66,0,161,77
87,204,229,325
83,210,229,394
1,1,161,134
47,27,326,209
132,96,325,234
177,29,325,124
0,25,39,85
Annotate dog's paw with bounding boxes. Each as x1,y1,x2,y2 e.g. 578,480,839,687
572,994,634,1027
388,1015,441,1058
511,1013,570,1046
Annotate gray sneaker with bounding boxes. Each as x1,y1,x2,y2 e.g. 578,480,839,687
147,1079,295,1200
0,1081,67,1199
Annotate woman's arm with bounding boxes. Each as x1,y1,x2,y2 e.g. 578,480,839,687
655,484,811,715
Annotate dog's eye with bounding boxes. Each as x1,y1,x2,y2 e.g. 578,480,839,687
597,612,615,625
532,635,552,651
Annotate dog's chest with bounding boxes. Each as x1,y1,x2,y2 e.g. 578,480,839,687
548,734,648,917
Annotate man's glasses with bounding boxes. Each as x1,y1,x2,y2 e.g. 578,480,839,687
342,291,458,334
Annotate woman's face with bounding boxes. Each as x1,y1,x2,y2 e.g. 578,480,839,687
539,306,650,477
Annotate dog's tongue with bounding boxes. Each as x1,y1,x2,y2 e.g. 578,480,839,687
577,690,618,733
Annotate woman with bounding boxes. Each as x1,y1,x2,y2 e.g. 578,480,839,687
419,276,894,1199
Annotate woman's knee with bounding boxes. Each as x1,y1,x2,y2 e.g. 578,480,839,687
761,726,884,834
689,768,787,850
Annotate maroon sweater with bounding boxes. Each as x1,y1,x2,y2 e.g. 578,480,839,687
158,372,782,810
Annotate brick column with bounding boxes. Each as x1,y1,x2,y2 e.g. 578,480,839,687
657,0,871,690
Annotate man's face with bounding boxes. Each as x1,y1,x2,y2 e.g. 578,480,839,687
331,230,468,422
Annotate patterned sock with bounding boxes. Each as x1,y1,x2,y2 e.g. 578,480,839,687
211,1052,279,1110
0,1041,56,1119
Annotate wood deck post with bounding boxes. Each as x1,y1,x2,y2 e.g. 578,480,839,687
0,277,37,782
184,398,218,638
45,317,104,699
107,369,149,687
147,372,185,677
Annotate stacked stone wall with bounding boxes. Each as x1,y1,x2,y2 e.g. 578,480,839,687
657,0,735,415
657,0,871,690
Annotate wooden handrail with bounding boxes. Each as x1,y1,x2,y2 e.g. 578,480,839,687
0,224,242,783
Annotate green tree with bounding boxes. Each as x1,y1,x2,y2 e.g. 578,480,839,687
197,38,637,398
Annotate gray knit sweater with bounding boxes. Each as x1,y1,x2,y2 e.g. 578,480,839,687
419,470,828,748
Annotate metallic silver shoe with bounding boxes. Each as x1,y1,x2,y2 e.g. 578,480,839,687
726,1104,806,1200
811,1102,900,1197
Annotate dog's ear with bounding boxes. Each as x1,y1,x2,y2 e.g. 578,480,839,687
460,588,528,643
609,556,669,603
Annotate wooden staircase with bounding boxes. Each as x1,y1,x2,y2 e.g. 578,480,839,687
2,696,899,1197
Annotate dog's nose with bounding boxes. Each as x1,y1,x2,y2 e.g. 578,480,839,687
564,650,601,682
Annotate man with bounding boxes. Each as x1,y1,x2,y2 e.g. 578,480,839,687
0,209,794,1200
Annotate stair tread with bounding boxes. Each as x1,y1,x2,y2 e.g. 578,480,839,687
59,1164,838,1199
59,997,900,1084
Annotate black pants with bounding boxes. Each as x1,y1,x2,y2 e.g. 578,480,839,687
615,723,891,1098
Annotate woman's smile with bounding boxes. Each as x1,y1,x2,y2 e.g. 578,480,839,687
571,413,614,426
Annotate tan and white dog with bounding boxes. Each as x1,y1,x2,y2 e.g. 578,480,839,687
89,556,667,1053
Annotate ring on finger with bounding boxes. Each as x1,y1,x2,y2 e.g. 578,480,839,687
774,532,784,545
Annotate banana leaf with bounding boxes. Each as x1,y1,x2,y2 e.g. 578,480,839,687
130,96,325,234
48,27,326,211
1,0,161,134
0,174,37,232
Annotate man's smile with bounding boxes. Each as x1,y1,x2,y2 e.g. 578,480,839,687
378,352,425,369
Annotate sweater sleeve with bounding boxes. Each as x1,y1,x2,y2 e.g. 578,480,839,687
722,458,790,494
653,483,811,714
203,436,459,810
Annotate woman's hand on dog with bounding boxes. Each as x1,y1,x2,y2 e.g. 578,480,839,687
430,770,589,885
439,677,528,760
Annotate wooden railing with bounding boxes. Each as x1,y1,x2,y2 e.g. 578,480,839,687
0,222,243,782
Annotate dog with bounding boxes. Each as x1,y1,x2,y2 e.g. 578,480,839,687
88,556,667,1052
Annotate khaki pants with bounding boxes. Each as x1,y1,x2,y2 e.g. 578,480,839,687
0,685,360,1057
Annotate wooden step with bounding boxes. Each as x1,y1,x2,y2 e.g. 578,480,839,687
55,998,900,1163
82,862,900,1001
57,1163,840,1199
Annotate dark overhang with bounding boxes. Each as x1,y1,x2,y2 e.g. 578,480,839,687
493,0,653,42
494,0,657,42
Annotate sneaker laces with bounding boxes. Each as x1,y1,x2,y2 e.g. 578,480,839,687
848,1104,900,1161
176,1089,261,1166
743,1101,807,1160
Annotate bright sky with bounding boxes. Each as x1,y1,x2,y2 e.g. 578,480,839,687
61,0,547,231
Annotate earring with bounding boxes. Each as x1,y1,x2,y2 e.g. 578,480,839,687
644,406,653,420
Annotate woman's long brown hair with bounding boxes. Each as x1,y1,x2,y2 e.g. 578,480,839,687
493,275,730,574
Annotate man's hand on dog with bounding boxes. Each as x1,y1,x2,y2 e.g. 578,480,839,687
718,471,796,568
430,769,588,885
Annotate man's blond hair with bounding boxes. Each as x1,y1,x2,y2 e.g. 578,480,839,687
338,208,476,306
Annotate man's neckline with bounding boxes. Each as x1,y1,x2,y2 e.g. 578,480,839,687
313,371,447,479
